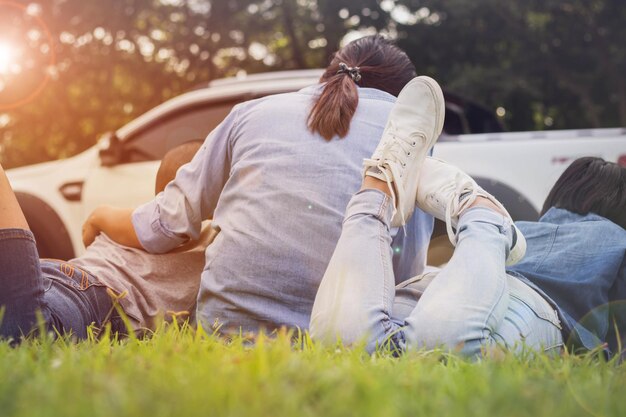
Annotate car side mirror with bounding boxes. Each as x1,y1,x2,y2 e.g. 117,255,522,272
98,132,123,167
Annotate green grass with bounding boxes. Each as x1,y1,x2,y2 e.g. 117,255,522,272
1,323,625,417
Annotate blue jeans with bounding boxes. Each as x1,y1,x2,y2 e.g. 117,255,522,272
0,228,120,342
310,190,564,357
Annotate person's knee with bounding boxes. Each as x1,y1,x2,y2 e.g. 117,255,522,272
309,305,368,347
405,307,487,354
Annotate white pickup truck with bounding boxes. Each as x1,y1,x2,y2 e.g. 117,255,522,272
6,69,626,259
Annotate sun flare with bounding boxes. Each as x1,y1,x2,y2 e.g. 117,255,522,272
0,41,17,74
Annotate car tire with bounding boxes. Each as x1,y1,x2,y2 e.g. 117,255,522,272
15,192,75,260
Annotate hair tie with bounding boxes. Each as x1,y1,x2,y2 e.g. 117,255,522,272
337,62,362,82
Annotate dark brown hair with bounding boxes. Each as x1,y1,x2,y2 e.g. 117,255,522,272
155,140,204,195
542,157,626,229
308,35,417,140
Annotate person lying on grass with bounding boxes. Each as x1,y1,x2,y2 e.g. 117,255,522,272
309,73,626,358
0,141,215,343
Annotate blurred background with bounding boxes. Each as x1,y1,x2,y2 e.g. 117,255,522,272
0,0,624,169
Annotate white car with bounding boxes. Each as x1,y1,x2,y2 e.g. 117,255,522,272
7,69,626,259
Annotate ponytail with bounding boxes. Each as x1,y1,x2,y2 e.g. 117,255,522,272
307,73,359,140
307,35,417,141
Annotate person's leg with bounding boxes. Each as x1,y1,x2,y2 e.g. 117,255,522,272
403,206,513,356
0,162,50,340
493,274,564,355
400,157,560,356
309,188,402,352
1,163,120,342
393,246,564,357
40,261,119,339
310,76,445,352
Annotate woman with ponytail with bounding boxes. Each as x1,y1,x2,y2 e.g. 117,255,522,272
309,36,418,140
83,35,436,335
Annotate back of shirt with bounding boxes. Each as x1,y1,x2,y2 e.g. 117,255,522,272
133,85,434,333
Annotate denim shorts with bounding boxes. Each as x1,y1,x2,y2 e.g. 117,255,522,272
0,228,122,341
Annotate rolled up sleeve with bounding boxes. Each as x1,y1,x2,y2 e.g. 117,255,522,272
132,106,238,253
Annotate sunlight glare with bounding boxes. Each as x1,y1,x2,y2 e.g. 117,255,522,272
0,42,17,75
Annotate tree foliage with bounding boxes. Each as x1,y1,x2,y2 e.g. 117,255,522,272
0,0,623,168
394,0,626,130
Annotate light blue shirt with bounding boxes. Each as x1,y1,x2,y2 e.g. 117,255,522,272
133,85,434,332
509,208,626,354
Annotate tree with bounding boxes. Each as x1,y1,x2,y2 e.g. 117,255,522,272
391,0,626,130
0,0,623,168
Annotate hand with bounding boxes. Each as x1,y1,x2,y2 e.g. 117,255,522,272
81,205,142,249
82,213,101,247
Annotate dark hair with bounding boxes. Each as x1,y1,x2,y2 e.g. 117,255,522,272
307,35,417,140
155,140,204,194
542,157,626,228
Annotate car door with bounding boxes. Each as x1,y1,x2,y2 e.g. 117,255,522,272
80,101,239,245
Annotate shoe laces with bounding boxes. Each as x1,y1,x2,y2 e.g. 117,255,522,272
378,122,418,168
445,178,510,246
366,123,420,224
445,178,478,245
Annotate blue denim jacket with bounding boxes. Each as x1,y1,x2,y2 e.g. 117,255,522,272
508,208,626,354
132,85,434,333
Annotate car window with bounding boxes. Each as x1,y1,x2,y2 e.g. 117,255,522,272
122,102,238,162
443,105,467,135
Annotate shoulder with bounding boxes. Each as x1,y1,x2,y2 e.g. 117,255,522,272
536,207,626,249
357,87,397,104
234,84,396,114
228,89,313,125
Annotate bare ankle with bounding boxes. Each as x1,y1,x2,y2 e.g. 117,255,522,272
361,176,393,197
466,196,506,216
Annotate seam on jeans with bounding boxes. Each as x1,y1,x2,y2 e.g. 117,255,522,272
480,271,508,345
376,195,389,221
509,291,562,329
378,216,393,337
61,263,75,279
0,228,36,242
80,269,89,290
48,275,108,292
396,272,432,288
52,261,105,292
543,343,565,352
503,315,526,339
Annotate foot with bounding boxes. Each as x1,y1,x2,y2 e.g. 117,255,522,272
363,76,445,227
415,157,526,266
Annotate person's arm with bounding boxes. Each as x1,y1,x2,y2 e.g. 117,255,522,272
130,106,238,253
82,206,141,248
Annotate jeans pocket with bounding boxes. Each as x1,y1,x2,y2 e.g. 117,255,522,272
508,276,562,330
41,260,105,292
504,293,564,353
510,293,563,330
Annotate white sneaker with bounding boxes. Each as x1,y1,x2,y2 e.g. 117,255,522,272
364,76,445,227
416,157,526,266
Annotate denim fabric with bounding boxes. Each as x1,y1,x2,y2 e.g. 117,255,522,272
508,208,626,354
132,85,434,333
310,190,563,357
0,229,49,339
0,228,118,341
